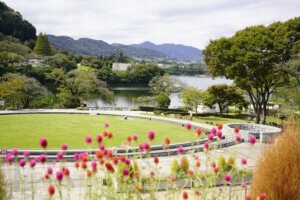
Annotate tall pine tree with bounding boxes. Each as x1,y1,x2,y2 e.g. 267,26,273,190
34,33,51,56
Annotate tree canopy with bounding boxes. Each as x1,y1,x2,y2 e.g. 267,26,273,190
181,87,203,113
203,17,300,123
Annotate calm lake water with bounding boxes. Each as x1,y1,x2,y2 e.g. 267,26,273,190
87,76,233,108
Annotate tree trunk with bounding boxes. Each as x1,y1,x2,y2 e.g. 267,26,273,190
218,103,223,117
261,102,267,124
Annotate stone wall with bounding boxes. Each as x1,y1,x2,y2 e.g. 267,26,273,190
223,123,281,143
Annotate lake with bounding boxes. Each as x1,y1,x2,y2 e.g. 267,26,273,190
87,76,233,108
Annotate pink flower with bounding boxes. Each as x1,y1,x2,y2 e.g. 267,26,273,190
74,153,79,161
139,144,144,150
40,154,46,163
211,127,217,135
250,136,256,144
12,148,18,156
217,131,222,139
30,160,36,168
241,183,246,188
224,174,230,182
85,136,92,144
148,130,155,141
52,161,56,165
241,158,247,165
204,142,209,149
91,160,97,168
123,168,129,176
211,162,216,168
178,146,184,154
40,138,48,148
186,123,191,130
97,135,102,143
23,151,30,157
143,142,150,150
6,153,13,163
125,158,130,165
236,135,241,142
208,134,213,141
61,143,68,151
56,171,63,182
120,144,124,149
104,123,109,128
133,135,138,141
99,144,105,150
19,159,26,167
57,152,63,160
47,167,53,174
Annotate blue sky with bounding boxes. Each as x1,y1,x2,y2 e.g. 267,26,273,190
3,0,300,49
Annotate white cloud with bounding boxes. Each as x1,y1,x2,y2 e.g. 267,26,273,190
3,0,300,49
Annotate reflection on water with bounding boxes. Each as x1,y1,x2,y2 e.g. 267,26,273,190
87,76,233,108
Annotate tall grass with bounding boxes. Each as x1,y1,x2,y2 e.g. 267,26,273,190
250,117,300,200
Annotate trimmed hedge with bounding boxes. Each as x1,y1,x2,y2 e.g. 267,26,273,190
139,106,187,112
192,113,255,120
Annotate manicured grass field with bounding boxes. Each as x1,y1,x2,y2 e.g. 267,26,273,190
0,114,201,149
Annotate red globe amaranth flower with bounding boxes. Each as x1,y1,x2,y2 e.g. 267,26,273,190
99,158,105,165
45,174,49,179
259,193,266,200
103,131,108,137
188,170,194,175
108,132,113,139
105,162,114,173
234,126,240,133
40,138,47,149
63,168,70,176
61,143,68,150
195,190,200,196
165,137,170,145
81,155,87,162
81,162,87,169
106,151,113,158
123,168,129,176
211,127,217,135
154,156,159,164
217,131,222,139
95,151,103,159
48,185,55,196
196,161,201,168
214,167,219,173
127,136,132,142
19,159,26,167
245,195,252,200
47,167,53,174
218,124,223,130
150,171,155,177
113,156,118,165
75,162,79,168
196,128,202,136
104,123,109,128
92,167,97,173
120,155,126,162
40,154,46,163
134,171,139,179
87,170,92,177
236,135,241,142
135,185,142,192
208,134,213,141
183,191,188,199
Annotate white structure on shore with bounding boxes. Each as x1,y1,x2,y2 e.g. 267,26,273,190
196,104,220,113
112,63,131,71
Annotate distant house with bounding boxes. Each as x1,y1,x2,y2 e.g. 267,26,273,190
27,55,46,67
112,63,131,71
196,103,220,113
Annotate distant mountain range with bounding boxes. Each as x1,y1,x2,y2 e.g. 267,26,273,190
48,35,203,61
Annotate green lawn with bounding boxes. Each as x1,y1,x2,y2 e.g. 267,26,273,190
0,114,201,149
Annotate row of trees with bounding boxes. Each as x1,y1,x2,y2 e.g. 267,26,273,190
181,85,247,116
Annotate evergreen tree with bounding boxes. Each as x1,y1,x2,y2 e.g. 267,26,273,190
34,33,51,56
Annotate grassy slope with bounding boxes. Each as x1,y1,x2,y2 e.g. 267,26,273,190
0,114,202,149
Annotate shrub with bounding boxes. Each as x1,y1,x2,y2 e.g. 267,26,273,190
171,159,179,174
138,106,156,112
250,117,300,200
153,110,162,115
217,155,226,170
180,156,189,173
227,156,235,170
